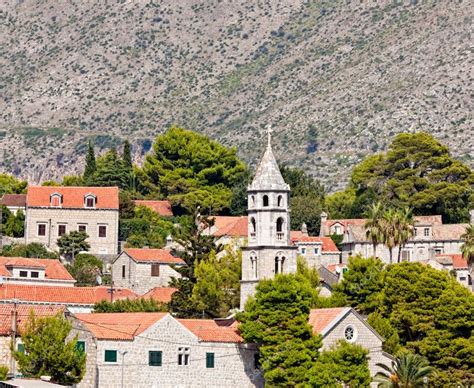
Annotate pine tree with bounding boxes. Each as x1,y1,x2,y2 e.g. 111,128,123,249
83,141,96,181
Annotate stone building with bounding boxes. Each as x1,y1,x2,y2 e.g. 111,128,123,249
240,128,298,308
291,234,340,267
25,186,119,259
0,194,26,215
111,248,185,295
320,213,470,264
70,312,263,388
309,307,393,382
0,256,75,287
425,254,471,288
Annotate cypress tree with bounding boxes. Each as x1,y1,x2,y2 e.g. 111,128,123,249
122,140,133,169
83,141,96,181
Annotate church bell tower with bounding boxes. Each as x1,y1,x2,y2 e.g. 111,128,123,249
240,126,298,308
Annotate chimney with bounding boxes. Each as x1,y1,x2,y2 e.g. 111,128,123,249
301,223,308,236
320,211,328,236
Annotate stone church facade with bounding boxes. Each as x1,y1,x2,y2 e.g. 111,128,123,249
240,128,298,307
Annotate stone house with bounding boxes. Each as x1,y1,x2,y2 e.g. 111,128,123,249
133,200,174,217
320,213,471,264
141,287,178,303
0,283,137,313
0,194,27,215
291,235,340,267
0,304,65,376
204,216,248,248
309,307,393,382
25,186,119,259
0,256,75,287
70,312,263,388
425,254,471,288
111,248,185,295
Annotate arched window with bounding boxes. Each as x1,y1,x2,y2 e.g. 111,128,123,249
263,195,269,207
277,195,283,207
50,193,62,207
276,218,284,232
250,195,256,207
250,217,256,238
274,257,279,274
84,194,96,208
251,255,258,279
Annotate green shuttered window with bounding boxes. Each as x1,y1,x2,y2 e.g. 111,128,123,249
149,351,162,366
75,341,86,353
104,350,117,362
206,352,215,368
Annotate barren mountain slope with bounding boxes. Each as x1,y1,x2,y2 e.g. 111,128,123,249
1,0,472,190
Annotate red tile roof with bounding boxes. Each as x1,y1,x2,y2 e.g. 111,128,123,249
213,216,248,237
0,304,64,335
0,284,137,306
123,248,185,264
289,230,306,240
26,186,119,209
74,312,167,340
435,254,468,269
178,319,244,343
308,307,350,335
141,287,178,303
0,257,75,281
134,200,173,217
432,224,469,241
325,263,347,274
291,236,339,252
0,194,26,207
210,216,242,231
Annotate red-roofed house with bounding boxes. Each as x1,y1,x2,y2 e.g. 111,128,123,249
112,248,185,294
291,234,340,267
25,186,119,258
0,284,137,313
0,194,27,214
134,200,174,217
309,307,393,380
70,312,262,388
0,256,75,287
141,287,178,303
426,254,471,288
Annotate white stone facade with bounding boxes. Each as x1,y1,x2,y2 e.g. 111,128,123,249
71,315,263,388
25,207,119,257
112,252,182,295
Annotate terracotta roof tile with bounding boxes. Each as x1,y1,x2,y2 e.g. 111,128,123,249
289,231,306,240
27,186,119,209
325,263,347,274
0,304,64,335
179,319,243,343
435,253,468,269
291,236,339,252
141,287,178,303
0,257,75,281
0,284,137,305
134,200,173,217
308,307,350,335
213,217,248,237
210,216,243,231
74,312,167,340
432,224,468,241
123,248,185,264
0,194,26,207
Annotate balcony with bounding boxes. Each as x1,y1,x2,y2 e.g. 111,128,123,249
276,232,284,241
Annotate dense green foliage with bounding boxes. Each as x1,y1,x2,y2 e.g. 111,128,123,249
281,166,325,235
0,365,8,380
66,254,104,286
13,312,86,384
83,141,96,181
86,148,133,189
238,274,321,386
191,247,241,318
0,243,58,259
309,340,371,387
0,173,27,195
461,224,474,267
337,259,474,385
4,209,25,237
140,127,247,214
57,231,90,260
93,298,167,312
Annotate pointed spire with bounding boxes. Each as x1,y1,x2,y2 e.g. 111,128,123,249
248,125,289,191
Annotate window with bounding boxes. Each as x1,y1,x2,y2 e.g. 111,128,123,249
301,248,306,255
78,224,87,233
254,353,260,369
434,248,443,255
19,271,28,278
250,217,256,238
75,341,86,353
104,350,117,362
58,224,66,236
85,195,96,208
37,224,46,237
250,195,255,207
98,225,107,238
149,351,162,366
334,225,342,235
122,265,126,279
178,347,190,366
414,228,417,236
151,264,160,277
50,194,62,207
263,195,269,207
31,271,39,278
17,343,25,354
314,248,320,255
344,325,357,342
424,228,430,237
206,352,215,368
251,257,258,279
277,195,283,207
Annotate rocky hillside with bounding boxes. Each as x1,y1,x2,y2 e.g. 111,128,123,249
0,0,472,190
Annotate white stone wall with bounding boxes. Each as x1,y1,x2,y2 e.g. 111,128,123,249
72,315,263,388
25,207,119,256
321,312,389,379
112,253,182,295
3,278,75,287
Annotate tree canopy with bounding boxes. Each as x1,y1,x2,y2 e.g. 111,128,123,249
0,243,58,259
65,253,104,286
93,298,167,313
57,231,90,260
0,173,27,195
140,127,247,214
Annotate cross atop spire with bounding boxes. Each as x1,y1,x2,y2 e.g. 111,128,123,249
266,124,273,149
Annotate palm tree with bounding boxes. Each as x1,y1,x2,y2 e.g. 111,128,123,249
365,202,385,258
381,208,399,264
461,224,474,272
395,207,415,263
375,352,433,387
